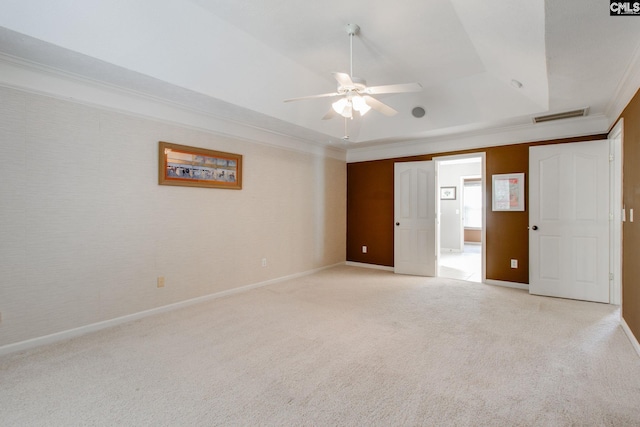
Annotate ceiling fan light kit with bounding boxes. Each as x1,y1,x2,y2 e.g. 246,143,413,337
351,96,371,115
332,98,352,117
332,93,371,118
284,23,423,123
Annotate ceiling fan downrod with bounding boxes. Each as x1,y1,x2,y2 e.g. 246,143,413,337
345,24,360,78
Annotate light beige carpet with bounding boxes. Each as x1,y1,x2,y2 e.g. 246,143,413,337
1,266,639,426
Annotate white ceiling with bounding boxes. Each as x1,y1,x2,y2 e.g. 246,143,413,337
0,0,639,152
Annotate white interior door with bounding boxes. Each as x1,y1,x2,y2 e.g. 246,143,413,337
529,140,610,303
394,161,437,276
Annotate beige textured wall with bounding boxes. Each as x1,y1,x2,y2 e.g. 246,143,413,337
0,86,346,347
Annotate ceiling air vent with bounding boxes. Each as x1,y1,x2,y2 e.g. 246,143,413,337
533,108,589,124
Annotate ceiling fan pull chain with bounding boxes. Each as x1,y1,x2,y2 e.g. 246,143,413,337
344,117,349,140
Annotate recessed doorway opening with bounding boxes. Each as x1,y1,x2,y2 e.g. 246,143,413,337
436,155,485,282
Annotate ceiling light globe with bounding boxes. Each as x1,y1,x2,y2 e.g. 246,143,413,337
332,98,353,118
332,98,348,114
352,96,371,115
341,103,353,118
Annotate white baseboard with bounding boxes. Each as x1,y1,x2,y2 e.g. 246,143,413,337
441,248,463,253
621,317,640,358
484,279,529,291
345,261,394,272
0,262,344,357
345,265,529,291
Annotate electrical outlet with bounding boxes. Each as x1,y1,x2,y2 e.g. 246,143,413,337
157,276,165,288
261,258,267,267
510,259,518,269
362,245,367,253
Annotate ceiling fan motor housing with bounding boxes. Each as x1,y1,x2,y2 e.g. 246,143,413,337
338,77,367,95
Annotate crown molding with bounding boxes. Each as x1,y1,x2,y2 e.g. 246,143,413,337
605,40,640,127
346,114,609,163
0,53,347,161
5,45,634,166
347,42,640,163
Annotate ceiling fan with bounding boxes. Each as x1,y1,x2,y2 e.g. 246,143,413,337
284,24,423,122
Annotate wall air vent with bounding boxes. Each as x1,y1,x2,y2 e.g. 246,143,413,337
533,108,589,124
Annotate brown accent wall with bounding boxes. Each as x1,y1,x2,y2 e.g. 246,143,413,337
347,135,606,283
619,88,640,343
347,160,395,266
464,229,481,243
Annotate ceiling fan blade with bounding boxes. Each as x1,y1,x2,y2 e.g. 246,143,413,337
363,95,398,116
284,92,341,102
322,107,338,120
332,72,354,87
365,82,423,95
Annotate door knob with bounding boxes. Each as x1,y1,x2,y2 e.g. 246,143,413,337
396,222,400,226
531,225,538,230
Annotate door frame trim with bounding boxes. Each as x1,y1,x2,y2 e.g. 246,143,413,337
433,152,486,283
609,119,623,306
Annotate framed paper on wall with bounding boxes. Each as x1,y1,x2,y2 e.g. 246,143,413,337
158,141,242,190
492,173,524,211
440,186,457,200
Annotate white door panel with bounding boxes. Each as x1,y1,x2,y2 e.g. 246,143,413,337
529,140,609,303
394,161,436,276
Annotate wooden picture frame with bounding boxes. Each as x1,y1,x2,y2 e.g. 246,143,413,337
158,141,242,190
492,173,524,211
440,186,456,200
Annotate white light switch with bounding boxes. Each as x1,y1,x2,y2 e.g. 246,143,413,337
631,209,634,222
362,245,367,253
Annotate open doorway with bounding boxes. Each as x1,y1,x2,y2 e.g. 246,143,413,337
436,155,484,282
